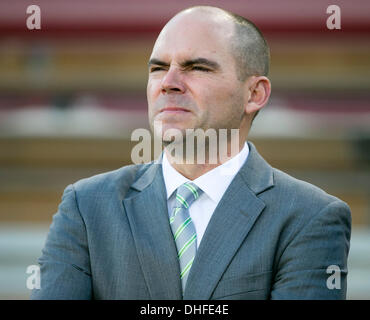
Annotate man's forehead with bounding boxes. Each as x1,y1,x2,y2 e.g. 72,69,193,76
150,43,218,62
151,12,234,61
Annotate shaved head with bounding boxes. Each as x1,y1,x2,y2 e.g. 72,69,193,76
172,6,270,80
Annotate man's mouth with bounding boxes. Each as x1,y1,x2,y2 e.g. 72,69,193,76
159,107,191,113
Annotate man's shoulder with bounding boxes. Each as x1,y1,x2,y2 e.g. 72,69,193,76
270,166,349,211
247,141,347,208
71,162,156,196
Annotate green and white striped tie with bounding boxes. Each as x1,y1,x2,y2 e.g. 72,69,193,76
170,182,202,292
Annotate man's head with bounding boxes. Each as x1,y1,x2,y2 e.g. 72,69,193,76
147,6,271,144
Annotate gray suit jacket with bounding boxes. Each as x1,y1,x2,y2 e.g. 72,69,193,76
30,141,351,300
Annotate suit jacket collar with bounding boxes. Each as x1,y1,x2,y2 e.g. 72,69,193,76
130,156,163,193
123,141,274,299
239,141,274,195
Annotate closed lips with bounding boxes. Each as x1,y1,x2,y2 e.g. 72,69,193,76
160,107,190,112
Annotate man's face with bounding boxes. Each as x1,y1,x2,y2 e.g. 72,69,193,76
147,12,248,141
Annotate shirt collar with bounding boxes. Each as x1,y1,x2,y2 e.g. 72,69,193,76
162,142,249,203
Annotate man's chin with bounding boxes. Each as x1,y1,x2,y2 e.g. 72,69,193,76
162,126,186,143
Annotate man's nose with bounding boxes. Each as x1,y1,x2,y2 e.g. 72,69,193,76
160,67,186,94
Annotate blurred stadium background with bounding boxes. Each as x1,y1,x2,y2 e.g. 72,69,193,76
0,0,369,299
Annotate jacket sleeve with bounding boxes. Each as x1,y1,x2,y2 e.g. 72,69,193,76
270,199,352,299
30,184,92,300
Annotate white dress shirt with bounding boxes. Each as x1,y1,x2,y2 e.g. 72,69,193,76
162,142,250,248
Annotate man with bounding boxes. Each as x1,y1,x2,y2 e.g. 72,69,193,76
31,6,351,300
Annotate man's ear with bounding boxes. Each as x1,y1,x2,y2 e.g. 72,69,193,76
244,76,271,116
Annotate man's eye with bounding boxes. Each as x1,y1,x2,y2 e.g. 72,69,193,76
150,67,165,72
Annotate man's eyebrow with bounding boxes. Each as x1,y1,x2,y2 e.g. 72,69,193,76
148,58,169,67
180,58,220,70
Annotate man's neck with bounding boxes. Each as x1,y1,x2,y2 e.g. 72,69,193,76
164,140,245,180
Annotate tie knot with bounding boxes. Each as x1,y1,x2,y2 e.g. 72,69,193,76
175,182,202,209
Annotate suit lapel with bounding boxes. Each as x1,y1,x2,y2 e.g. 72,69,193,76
122,162,182,299
183,141,274,299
